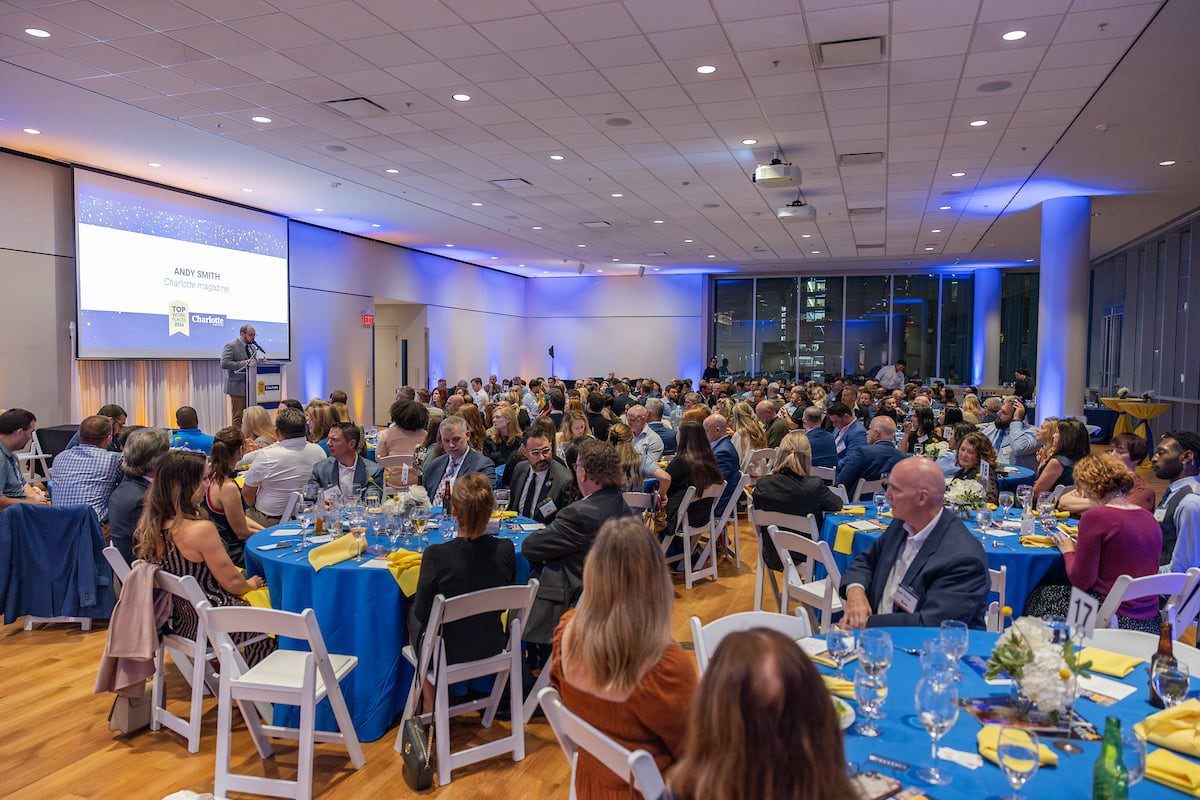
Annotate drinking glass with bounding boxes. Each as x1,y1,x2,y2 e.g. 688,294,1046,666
293,500,314,552
411,507,431,550
997,726,1040,799
880,471,891,490
998,491,1015,519
367,508,385,553
1036,492,1057,532
1123,728,1147,785
857,629,893,676
854,667,887,737
939,621,969,670
976,507,993,530
494,488,511,534
385,510,401,552
872,492,887,518
1017,485,1034,511
1152,662,1191,708
826,627,856,679
351,521,367,562
914,678,959,786
914,443,925,457
920,638,957,690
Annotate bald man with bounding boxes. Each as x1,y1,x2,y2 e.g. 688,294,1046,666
704,413,740,517
840,457,989,629
756,400,789,449
835,415,909,499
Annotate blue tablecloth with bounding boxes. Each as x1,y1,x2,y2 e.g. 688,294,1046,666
818,506,1066,616
244,515,535,742
835,627,1191,798
998,465,1036,492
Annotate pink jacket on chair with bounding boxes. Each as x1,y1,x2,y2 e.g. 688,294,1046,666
94,562,172,698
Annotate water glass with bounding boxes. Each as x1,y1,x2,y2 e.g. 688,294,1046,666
1152,662,1191,708
872,492,887,518
293,500,314,552
914,678,959,786
857,629,893,676
914,443,925,457
826,627,856,679
494,488,511,533
1123,728,1146,785
998,491,1015,518
411,507,431,550
1017,485,1034,511
997,726,1040,799
920,638,957,690
939,620,969,664
853,668,887,738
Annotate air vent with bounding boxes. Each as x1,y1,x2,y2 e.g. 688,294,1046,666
491,178,533,189
817,36,885,68
839,152,885,167
321,97,389,119
644,251,669,257
579,221,612,229
857,244,885,254
849,207,885,217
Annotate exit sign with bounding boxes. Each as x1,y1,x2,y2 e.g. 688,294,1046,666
361,313,375,327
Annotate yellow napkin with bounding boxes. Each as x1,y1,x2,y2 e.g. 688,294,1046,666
976,726,1058,767
491,510,518,520
386,548,424,595
1078,647,1142,678
308,533,364,571
988,503,998,511
1056,510,1070,519
242,586,272,608
235,475,245,488
1136,699,1200,758
1146,748,1200,796
1019,534,1057,548
840,505,867,516
834,524,857,555
823,674,855,699
657,460,668,468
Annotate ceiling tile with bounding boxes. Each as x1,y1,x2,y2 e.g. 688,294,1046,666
626,0,719,33
1055,4,1158,43
286,2,391,40
440,0,538,23
328,68,411,96
109,32,209,65
226,13,326,50
889,55,965,85
647,25,731,60
172,57,258,87
227,81,305,107
1040,36,1132,70
478,76,555,102
623,84,693,109
174,88,256,112
509,43,592,74
819,62,887,90
36,1,151,40
545,3,640,43
748,71,819,97
94,0,210,30
223,51,315,82
978,0,1071,23
721,14,807,50
891,25,972,61
123,65,208,93
175,0,278,21
280,42,373,74
388,60,468,89
736,44,814,76
963,47,1046,77
892,0,981,32
274,74,353,102
804,2,888,42
7,48,103,79
344,33,433,69
353,0,462,31
59,41,156,72
168,23,266,58
406,24,499,57
538,69,613,96
475,14,567,50
601,61,676,90
711,0,804,24
73,73,157,100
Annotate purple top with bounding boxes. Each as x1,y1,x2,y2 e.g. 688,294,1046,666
1066,505,1163,619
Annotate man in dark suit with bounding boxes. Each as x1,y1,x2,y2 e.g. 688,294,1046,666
828,401,868,466
508,427,572,524
645,398,677,456
522,440,633,646
307,423,385,499
835,416,909,499
106,427,168,564
421,416,497,505
584,393,611,442
841,457,989,629
220,324,262,428
703,413,741,518
796,406,838,469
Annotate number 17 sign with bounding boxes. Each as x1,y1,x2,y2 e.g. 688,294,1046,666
1068,587,1101,639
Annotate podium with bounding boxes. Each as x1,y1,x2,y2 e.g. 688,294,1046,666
243,360,282,410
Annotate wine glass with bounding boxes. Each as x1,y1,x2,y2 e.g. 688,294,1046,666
997,726,1040,799
1017,484,1033,511
367,507,385,553
494,488,511,534
998,491,1015,519
920,638,957,690
857,629,893,676
914,443,925,457
939,620,969,677
1036,492,1057,531
411,507,430,550
385,509,401,552
872,491,887,518
1152,661,1191,708
854,667,887,738
1122,728,1146,786
293,500,314,552
826,627,856,679
914,678,959,786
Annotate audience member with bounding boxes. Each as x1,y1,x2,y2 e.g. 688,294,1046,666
306,400,336,454
828,402,867,465
483,404,522,467
952,432,1000,505
645,398,676,456
937,422,977,477
241,405,276,452
626,404,665,465
307,422,384,500
584,393,611,443
411,409,443,475
241,407,326,525
835,416,908,499
509,426,572,523
106,427,169,564
169,406,213,454
1059,432,1156,515
1031,418,1090,498
329,390,348,406
978,397,1038,465
421,415,497,505
899,407,942,454
751,431,844,572
728,401,767,469
703,414,740,519
798,406,837,469
1152,431,1200,571
205,426,263,567
469,377,490,408
557,410,594,465
0,409,48,510
376,399,428,487
757,400,789,449
980,396,1002,425
65,403,127,451
458,403,487,451
280,398,303,412
1013,367,1034,401
330,401,352,424
608,422,671,500
841,457,989,628
551,516,697,800
50,415,123,522
875,359,906,391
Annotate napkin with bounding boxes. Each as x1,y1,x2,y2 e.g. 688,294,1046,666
1146,748,1200,796
242,586,272,609
491,510,518,520
1019,534,1058,548
840,505,868,516
386,548,424,595
834,524,858,555
976,726,1058,767
1077,647,1142,678
822,674,855,699
1135,699,1200,758
308,533,365,571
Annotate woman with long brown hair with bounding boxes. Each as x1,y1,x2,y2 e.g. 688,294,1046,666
666,628,855,800
306,399,335,454
457,402,487,451
953,431,1000,505
205,426,263,567
135,450,275,665
550,516,697,799
664,420,723,533
607,421,671,501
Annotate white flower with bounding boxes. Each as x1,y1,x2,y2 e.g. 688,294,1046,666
924,441,949,459
945,479,987,508
992,616,1074,714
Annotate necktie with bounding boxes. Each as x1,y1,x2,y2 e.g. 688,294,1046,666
521,471,540,518
438,460,460,504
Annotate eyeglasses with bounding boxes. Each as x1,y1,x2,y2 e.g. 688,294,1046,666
527,448,553,457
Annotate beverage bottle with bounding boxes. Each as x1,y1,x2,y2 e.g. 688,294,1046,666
1148,619,1177,709
1092,716,1129,800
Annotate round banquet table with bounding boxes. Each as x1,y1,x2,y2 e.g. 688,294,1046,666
998,464,1036,492
244,515,535,742
818,505,1066,616
832,627,1195,798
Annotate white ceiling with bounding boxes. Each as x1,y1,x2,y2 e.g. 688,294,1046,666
0,0,1184,277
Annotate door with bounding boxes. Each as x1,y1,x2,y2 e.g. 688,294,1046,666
374,324,399,426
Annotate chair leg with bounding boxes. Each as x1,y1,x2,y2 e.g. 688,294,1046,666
296,692,316,800
213,679,232,800
186,644,207,753
435,673,452,786
522,656,553,724
510,647,526,763
237,697,274,760
326,684,366,770
753,552,764,612
151,643,166,732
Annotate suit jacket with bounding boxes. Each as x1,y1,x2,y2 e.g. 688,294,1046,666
307,456,385,498
752,468,843,571
521,487,633,643
508,459,573,523
649,421,676,456
833,419,867,465
587,412,611,443
106,475,150,566
765,416,790,449
220,338,253,396
835,441,908,497
710,436,741,517
805,428,839,469
841,512,989,629
420,448,497,493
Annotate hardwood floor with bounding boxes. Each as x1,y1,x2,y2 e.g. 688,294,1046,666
0,448,1166,800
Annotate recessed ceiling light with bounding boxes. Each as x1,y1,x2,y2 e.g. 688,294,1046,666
951,171,966,177
653,219,664,224
741,138,758,145
372,223,381,228
696,65,717,74
241,187,253,192
969,119,988,127
577,243,586,247
24,28,51,38
811,250,821,254
930,229,942,233
445,243,454,247
1002,30,1028,41
653,268,660,271
684,239,693,243
597,269,604,273
21,128,40,135
518,264,526,267
251,116,272,123
1159,160,1177,166
939,205,952,210
489,256,498,259
532,226,543,230
549,154,564,160
1025,258,1035,263
471,201,483,206
707,254,716,258
314,207,324,212
385,168,400,174
801,234,812,238
451,93,471,102
611,193,623,197
924,246,935,251
147,162,162,168
611,257,619,261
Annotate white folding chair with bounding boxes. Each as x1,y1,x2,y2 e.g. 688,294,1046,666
689,610,812,673
744,448,778,482
660,482,726,590
1051,484,1074,502
1172,567,1200,636
396,581,538,786
986,566,1008,633
811,466,836,484
622,492,655,511
851,478,885,503
378,454,415,496
768,524,843,632
17,430,51,485
1097,572,1192,632
829,485,849,504
102,544,132,584
150,570,221,753
538,687,665,800
278,490,303,523
721,472,752,568
746,504,817,613
200,602,365,800
1084,628,1200,674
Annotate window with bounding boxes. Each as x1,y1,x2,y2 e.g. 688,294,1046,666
891,275,939,382
1000,272,1039,382
754,278,798,379
711,279,754,379
844,276,892,380
797,276,843,381
939,277,973,384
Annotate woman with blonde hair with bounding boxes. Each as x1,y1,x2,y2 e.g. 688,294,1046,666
961,393,982,425
457,402,487,451
330,401,352,424
715,396,735,423
730,401,768,469
241,405,275,451
306,400,335,454
607,422,671,502
550,516,697,799
750,431,843,572
557,409,593,460
483,404,522,467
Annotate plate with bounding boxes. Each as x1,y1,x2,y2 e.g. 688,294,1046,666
834,696,856,730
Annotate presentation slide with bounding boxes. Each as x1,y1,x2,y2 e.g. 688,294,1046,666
74,168,290,360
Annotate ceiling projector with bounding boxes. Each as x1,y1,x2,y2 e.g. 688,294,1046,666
776,200,816,221
753,158,801,187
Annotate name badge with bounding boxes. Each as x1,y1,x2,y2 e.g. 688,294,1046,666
401,464,410,484
1154,508,1168,522
837,441,846,453
538,499,558,518
980,460,991,484
894,585,919,614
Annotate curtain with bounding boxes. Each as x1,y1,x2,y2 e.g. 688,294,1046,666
74,360,229,432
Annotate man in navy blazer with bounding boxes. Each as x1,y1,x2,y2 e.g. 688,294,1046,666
420,416,497,505
835,416,909,498
796,406,838,469
704,413,741,517
841,457,989,629
307,423,385,499
828,402,867,466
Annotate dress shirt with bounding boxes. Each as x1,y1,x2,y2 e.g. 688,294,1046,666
518,466,549,518
436,456,465,505
0,440,26,499
473,390,489,407
522,391,540,416
935,450,959,477
875,365,905,391
978,420,1039,464
243,436,327,516
850,509,943,615
631,426,664,464
1165,476,1200,572
337,459,357,500
49,444,124,521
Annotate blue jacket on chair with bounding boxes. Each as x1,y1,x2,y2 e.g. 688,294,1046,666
805,428,839,469
710,435,740,517
0,504,115,624
835,441,908,499
833,419,867,465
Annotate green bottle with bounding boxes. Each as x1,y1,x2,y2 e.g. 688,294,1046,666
1092,716,1129,800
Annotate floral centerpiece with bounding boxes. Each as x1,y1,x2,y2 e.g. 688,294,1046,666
945,478,987,516
384,486,430,516
984,616,1091,719
923,441,949,460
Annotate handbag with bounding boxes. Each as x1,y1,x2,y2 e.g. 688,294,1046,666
400,658,436,791
642,507,667,534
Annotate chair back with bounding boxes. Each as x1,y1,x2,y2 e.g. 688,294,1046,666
852,478,885,503
200,602,331,687
811,466,835,483
1172,567,1200,636
745,448,777,478
768,525,839,588
1097,572,1191,631
986,566,1008,633
829,485,848,503
279,490,303,523
1085,628,1200,674
538,687,665,800
102,545,133,583
713,473,750,532
675,481,726,535
378,454,413,469
622,492,655,511
689,611,811,673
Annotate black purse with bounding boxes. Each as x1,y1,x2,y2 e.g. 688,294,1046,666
400,713,435,791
